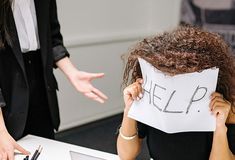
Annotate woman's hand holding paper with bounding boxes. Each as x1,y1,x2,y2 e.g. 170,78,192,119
123,78,143,113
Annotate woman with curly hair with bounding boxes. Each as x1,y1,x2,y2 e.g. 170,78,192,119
117,26,235,160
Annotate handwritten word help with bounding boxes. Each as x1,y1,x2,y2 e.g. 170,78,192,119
142,75,207,114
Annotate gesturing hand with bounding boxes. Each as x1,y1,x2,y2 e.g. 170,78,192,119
68,70,108,103
210,92,231,128
0,130,29,160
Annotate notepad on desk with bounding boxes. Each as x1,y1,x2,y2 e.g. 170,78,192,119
70,151,106,160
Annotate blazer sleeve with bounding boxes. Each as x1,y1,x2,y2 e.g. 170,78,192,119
49,0,70,64
0,34,6,107
0,89,6,108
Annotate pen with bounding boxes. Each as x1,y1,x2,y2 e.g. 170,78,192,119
33,147,43,160
30,145,41,160
23,155,29,160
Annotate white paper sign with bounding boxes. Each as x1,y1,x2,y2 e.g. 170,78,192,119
128,58,219,133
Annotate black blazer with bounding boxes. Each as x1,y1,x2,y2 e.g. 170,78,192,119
0,0,69,140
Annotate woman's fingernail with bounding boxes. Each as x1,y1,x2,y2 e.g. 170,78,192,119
139,93,143,98
137,97,140,101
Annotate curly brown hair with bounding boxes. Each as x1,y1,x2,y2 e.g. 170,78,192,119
123,26,235,108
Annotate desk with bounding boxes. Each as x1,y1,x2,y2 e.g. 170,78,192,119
15,135,120,160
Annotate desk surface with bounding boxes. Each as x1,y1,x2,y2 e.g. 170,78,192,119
15,135,119,160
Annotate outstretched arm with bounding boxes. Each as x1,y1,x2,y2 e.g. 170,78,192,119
49,0,107,103
209,92,235,160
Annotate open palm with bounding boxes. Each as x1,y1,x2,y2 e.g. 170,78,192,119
69,71,108,103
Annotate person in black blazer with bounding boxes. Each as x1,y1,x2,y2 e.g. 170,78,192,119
0,0,108,159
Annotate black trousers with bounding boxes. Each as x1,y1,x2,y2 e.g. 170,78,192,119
22,50,54,139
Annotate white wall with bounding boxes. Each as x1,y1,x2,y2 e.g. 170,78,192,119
55,0,182,131
149,0,182,31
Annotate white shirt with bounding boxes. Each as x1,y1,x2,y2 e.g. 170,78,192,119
12,0,40,53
